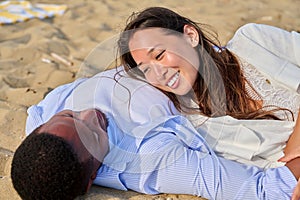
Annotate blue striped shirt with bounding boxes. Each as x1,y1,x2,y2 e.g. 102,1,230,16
26,68,297,200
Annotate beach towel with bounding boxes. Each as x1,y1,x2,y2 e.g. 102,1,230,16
0,0,67,25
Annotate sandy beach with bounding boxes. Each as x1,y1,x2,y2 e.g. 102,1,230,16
0,0,299,199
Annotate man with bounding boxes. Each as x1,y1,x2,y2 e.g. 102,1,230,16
11,67,300,200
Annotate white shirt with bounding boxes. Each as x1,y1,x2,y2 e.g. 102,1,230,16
185,23,300,169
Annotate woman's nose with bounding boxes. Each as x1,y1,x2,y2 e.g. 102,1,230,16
153,64,167,80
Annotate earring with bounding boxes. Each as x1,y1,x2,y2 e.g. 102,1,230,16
191,38,198,46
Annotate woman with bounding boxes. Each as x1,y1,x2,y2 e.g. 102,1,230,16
117,7,300,169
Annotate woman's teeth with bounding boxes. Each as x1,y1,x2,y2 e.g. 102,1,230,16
167,71,179,87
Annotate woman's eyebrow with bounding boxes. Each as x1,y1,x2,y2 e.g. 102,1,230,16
147,47,155,55
136,44,162,66
136,47,155,67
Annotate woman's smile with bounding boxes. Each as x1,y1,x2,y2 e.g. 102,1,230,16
166,70,180,88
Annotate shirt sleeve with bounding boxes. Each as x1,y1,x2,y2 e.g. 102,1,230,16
25,78,87,135
96,116,297,200
149,141,296,200
226,23,300,92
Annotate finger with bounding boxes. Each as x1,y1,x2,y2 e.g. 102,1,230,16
278,156,289,162
278,156,284,162
278,154,296,163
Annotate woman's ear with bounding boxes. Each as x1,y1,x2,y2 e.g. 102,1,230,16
183,24,199,47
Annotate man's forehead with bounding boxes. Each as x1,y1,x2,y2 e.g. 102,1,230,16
37,116,77,139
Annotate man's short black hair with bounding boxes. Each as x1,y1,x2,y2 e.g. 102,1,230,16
11,130,89,200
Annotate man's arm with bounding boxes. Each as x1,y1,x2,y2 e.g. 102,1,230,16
126,133,296,199
25,78,87,134
95,116,297,199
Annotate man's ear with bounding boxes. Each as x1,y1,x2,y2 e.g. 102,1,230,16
86,171,97,192
183,24,199,47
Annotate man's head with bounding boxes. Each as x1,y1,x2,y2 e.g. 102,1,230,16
11,109,109,200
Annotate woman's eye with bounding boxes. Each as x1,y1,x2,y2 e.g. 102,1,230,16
155,50,165,60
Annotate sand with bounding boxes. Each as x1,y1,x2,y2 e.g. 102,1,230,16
0,0,299,199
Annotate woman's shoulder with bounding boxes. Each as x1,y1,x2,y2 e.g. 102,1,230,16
234,23,273,35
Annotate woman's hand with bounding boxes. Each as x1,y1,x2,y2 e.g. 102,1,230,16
292,178,300,200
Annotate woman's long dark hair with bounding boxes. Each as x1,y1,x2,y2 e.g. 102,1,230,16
118,6,291,120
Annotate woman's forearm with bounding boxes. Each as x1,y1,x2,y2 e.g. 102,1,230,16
293,109,300,136
287,110,300,146
278,109,300,162
286,157,300,180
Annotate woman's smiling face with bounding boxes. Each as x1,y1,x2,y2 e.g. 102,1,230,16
128,26,200,95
